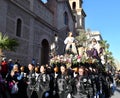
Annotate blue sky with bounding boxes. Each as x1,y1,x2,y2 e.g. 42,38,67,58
83,0,120,61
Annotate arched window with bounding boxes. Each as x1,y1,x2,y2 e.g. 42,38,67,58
72,2,76,10
16,18,22,37
64,12,68,25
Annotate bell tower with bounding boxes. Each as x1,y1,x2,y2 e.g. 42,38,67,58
69,0,86,33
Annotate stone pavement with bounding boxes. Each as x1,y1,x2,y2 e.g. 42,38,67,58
111,87,120,98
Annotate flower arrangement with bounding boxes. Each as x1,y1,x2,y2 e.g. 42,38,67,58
50,54,82,67
50,54,72,65
72,55,81,65
50,52,101,69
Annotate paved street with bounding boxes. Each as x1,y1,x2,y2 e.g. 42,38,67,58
111,87,120,98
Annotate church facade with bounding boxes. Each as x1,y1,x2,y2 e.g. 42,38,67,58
0,0,86,65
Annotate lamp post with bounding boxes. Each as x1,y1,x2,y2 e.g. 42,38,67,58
49,34,58,58
55,34,58,43
54,34,58,55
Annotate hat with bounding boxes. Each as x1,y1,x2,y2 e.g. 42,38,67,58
2,57,6,61
14,64,18,67
8,59,12,62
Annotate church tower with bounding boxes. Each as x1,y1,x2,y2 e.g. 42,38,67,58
69,0,86,33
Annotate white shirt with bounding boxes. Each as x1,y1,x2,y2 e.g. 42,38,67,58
64,37,75,44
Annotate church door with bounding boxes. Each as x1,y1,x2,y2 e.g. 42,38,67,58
41,39,49,65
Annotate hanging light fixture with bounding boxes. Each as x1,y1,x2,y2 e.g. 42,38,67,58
55,34,58,43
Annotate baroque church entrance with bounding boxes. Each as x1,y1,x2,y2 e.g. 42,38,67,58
41,39,49,65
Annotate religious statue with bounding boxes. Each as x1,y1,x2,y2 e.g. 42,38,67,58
64,32,77,54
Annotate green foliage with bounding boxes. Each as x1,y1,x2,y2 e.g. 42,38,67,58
75,31,87,46
5,38,19,51
99,40,109,50
99,40,115,65
0,32,19,51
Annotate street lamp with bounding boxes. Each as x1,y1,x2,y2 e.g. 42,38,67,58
49,34,58,58
55,34,58,43
54,34,58,55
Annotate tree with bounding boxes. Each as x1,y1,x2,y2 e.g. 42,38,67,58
99,40,109,52
75,30,87,47
99,40,115,66
0,32,19,57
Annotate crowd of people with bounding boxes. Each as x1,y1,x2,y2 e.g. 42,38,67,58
0,58,118,98
0,32,119,98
